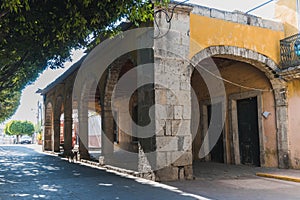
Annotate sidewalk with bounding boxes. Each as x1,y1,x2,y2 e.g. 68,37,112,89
193,161,300,183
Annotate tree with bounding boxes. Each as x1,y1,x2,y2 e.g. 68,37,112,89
22,121,35,135
0,89,21,123
0,0,168,122
5,120,35,143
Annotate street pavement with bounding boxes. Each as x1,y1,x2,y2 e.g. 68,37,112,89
0,145,204,200
1,145,300,200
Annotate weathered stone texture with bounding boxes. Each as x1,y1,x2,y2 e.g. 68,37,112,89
191,4,284,31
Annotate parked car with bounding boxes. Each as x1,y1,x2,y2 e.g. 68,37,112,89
20,135,32,144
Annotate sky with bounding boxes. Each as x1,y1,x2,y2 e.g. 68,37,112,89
5,0,278,125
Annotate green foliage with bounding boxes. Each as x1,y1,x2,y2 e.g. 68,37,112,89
0,89,21,123
4,120,35,136
22,121,35,135
0,0,170,121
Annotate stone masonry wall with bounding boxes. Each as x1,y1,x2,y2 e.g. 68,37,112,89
191,4,284,32
153,4,194,181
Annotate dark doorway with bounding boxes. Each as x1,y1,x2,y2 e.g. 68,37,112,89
237,97,260,166
207,103,224,163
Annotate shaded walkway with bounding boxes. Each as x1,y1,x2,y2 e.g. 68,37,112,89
0,145,204,200
164,161,300,200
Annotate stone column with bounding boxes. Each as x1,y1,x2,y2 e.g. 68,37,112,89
63,95,73,153
101,110,114,157
78,103,90,160
153,4,193,181
53,119,61,152
43,100,53,151
101,65,122,160
44,120,53,151
274,87,289,168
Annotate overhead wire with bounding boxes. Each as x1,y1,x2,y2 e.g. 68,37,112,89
246,0,275,14
154,0,189,39
193,63,273,92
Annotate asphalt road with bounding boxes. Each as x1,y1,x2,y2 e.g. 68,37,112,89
2,145,300,200
0,145,204,200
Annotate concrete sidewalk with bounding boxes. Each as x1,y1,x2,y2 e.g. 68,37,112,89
167,161,300,200
193,161,300,182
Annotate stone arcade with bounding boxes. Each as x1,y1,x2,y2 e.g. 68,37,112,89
40,2,300,181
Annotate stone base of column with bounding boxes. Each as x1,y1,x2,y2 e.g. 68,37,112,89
154,164,193,182
43,140,52,151
53,145,60,153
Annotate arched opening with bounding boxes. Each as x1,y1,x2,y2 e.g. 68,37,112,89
77,78,102,160
53,96,63,152
191,53,281,168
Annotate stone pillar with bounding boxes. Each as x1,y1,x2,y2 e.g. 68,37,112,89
136,49,156,180
44,120,53,151
153,4,193,181
101,110,114,156
63,96,73,153
53,119,61,152
101,65,122,160
274,87,289,168
78,103,90,160
43,101,53,151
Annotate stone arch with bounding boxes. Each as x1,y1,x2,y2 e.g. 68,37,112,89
101,57,134,157
44,101,54,151
77,76,100,159
191,45,289,168
53,96,64,152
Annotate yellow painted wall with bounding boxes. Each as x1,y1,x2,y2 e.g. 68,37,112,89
190,14,285,64
287,79,300,168
192,60,278,167
275,0,298,37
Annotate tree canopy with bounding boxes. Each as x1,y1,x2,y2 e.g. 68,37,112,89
0,0,168,122
5,120,35,136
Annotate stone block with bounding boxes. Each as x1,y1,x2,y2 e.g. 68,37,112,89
210,8,225,19
155,89,167,105
165,120,172,136
156,120,172,136
154,74,168,88
166,90,177,104
179,167,185,180
236,13,247,24
155,104,167,119
192,5,210,17
182,135,192,150
262,19,284,31
184,165,194,180
156,136,178,151
183,105,191,119
172,152,193,166
166,105,174,119
224,11,234,22
156,120,165,136
171,120,181,135
156,152,167,169
171,119,191,136
175,90,191,105
180,82,190,91
174,105,183,119
155,166,179,181
168,79,180,91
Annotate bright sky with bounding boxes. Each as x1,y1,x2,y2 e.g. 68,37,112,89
6,0,278,125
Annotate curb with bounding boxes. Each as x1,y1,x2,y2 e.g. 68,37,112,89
256,172,300,183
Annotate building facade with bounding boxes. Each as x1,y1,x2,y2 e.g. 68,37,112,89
40,2,300,181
